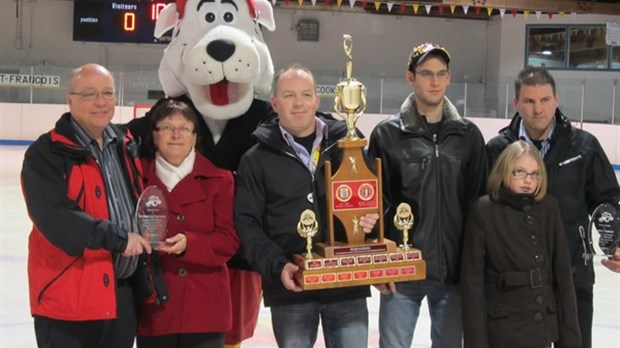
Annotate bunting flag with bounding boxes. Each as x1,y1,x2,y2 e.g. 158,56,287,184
462,5,469,14
424,4,432,14
361,0,366,8
323,0,330,5
512,9,517,18
336,0,343,7
524,10,530,19
298,0,303,5
559,11,565,17
399,2,406,13
449,5,456,14
499,8,506,18
438,4,444,14
311,0,316,6
387,2,394,12
486,7,493,16
271,0,276,5
284,0,289,5
548,12,553,19
571,12,576,17
535,10,541,19
374,1,380,11
413,4,419,13
348,0,355,8
474,6,481,14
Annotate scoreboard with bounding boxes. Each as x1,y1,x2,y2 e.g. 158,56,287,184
73,0,174,44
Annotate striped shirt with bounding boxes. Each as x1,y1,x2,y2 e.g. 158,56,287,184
518,118,555,158
71,118,139,279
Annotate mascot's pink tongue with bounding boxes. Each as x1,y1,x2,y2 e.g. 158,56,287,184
207,80,240,106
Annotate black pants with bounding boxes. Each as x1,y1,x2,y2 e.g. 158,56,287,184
136,332,225,348
34,280,137,348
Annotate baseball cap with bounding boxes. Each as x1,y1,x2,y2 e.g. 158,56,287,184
407,43,451,71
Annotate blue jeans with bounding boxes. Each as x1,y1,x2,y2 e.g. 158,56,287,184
270,298,369,348
379,282,462,348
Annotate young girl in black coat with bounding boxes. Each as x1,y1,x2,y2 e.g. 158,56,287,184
461,140,581,348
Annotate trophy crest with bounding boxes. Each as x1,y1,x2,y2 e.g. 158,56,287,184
293,35,426,290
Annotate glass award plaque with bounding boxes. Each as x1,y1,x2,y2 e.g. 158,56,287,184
135,185,169,247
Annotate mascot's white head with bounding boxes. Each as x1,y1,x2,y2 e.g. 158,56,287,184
155,0,276,120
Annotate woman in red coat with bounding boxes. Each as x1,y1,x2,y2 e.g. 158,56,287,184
136,99,239,348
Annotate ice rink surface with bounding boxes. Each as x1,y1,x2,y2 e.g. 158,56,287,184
1,145,618,347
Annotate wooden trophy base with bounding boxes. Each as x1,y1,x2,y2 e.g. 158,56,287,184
293,239,426,290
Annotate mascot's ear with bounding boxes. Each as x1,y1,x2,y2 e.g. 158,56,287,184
254,0,276,32
155,3,179,38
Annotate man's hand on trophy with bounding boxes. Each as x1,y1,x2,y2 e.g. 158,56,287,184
360,213,380,234
373,282,397,295
601,247,620,273
281,262,303,292
123,232,152,256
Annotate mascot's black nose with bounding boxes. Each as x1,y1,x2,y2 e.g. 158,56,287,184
207,39,236,62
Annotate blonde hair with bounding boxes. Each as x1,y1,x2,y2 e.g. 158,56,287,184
488,140,547,202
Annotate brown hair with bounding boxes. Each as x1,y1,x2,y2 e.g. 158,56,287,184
514,66,557,98
141,98,202,159
272,63,315,95
487,140,547,202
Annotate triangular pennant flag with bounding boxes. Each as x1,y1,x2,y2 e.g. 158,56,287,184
284,0,289,5
298,0,303,5
425,4,432,14
336,0,343,7
323,0,330,5
524,10,529,19
271,0,277,5
413,4,419,13
374,1,380,11
548,12,553,19
559,11,565,17
535,10,541,19
571,12,576,17
449,5,456,14
348,0,356,8
499,8,506,18
387,2,394,12
311,0,317,5
399,2,406,13
361,0,366,8
462,5,469,14
438,4,445,14
474,6,481,15
486,7,493,16
512,9,517,17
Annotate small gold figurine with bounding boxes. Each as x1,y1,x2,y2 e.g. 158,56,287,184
393,203,414,251
334,34,367,141
297,209,319,259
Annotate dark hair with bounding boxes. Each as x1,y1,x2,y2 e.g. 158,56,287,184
142,99,202,159
272,63,315,95
514,66,557,98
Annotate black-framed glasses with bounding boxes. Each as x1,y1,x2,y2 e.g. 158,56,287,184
69,90,116,101
154,124,195,135
512,169,541,181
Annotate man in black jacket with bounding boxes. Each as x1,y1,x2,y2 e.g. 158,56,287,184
235,63,378,348
368,43,488,348
486,66,620,348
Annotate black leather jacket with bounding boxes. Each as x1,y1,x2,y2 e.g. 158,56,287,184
487,109,620,288
368,94,488,285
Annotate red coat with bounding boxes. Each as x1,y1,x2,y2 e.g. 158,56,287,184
138,153,239,335
23,114,143,321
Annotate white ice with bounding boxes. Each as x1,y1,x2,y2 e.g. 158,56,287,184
1,145,618,347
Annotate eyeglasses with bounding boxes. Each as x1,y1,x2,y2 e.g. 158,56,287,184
69,90,116,101
512,169,541,181
414,70,450,81
154,124,195,135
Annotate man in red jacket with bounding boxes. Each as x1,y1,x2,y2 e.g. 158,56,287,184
21,63,152,348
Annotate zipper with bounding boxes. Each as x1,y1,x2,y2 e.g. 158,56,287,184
433,134,439,157
432,133,444,285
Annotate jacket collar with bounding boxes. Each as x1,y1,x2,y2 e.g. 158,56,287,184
399,93,465,134
498,186,536,211
502,108,571,139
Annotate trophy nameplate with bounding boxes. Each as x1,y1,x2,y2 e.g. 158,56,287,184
582,202,619,261
293,35,426,290
135,185,169,247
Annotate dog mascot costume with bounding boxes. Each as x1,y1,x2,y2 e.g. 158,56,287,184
127,0,276,345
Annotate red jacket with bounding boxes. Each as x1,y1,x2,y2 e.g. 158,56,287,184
22,113,143,321
137,153,239,335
